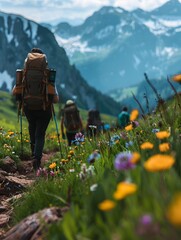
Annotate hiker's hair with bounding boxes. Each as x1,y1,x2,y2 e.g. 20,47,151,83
122,106,128,112
31,48,44,54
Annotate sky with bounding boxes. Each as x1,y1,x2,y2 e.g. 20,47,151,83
0,0,176,25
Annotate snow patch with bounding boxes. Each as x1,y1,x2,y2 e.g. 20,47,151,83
95,26,114,39
0,71,14,91
54,34,97,56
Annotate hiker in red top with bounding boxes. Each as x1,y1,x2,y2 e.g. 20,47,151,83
61,100,83,146
13,48,59,170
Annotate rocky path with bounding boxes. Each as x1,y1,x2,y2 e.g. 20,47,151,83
0,152,68,240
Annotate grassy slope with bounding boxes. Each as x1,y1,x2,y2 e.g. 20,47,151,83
0,90,116,132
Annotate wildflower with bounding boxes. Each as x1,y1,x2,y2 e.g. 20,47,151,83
156,131,170,139
75,132,85,142
61,159,69,164
144,154,175,172
125,124,133,131
114,152,135,171
139,214,153,225
69,150,74,156
130,152,141,164
49,162,56,169
125,141,133,148
50,170,55,176
98,199,116,211
166,193,181,227
140,142,154,150
90,183,98,192
152,128,160,133
130,109,139,121
87,150,101,164
132,121,139,128
172,73,181,83
69,168,75,172
36,168,48,177
113,181,137,200
159,143,170,152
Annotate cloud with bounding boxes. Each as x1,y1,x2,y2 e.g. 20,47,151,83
0,0,179,24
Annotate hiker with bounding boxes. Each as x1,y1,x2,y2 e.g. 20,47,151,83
61,100,83,146
12,48,59,170
86,109,104,137
117,106,130,129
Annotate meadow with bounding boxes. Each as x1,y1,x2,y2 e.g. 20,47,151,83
1,89,181,239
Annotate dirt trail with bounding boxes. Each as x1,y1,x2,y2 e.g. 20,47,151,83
0,152,56,238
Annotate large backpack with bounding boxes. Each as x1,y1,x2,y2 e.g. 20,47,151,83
22,52,49,110
87,109,102,127
63,103,82,132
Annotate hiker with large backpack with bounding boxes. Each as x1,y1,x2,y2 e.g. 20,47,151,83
86,109,104,137
61,100,83,146
12,48,59,170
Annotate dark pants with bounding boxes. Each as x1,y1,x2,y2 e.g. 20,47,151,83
24,108,52,162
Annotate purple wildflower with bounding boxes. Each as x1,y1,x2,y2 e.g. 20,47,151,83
114,152,134,170
139,214,153,225
75,132,85,142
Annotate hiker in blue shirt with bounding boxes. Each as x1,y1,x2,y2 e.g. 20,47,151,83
118,106,130,129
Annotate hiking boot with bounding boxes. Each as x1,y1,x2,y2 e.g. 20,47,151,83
32,159,41,171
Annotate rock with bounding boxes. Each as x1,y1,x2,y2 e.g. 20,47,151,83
3,206,69,240
0,214,10,227
0,174,34,196
0,157,17,173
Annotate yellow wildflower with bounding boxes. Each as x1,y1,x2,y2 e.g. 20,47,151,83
172,74,181,83
130,152,141,164
113,182,137,200
156,131,170,139
61,159,69,164
140,142,154,150
69,150,74,155
130,109,139,121
159,143,170,152
49,162,56,169
8,131,14,136
166,193,181,227
125,124,133,131
144,154,175,172
98,200,116,211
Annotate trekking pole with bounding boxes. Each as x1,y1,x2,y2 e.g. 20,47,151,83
18,102,23,156
51,104,63,158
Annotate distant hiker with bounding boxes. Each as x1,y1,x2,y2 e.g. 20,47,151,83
12,47,59,170
86,109,104,137
61,100,83,146
117,106,130,129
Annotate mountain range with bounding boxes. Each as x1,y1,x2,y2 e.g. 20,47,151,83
53,0,181,94
0,11,121,116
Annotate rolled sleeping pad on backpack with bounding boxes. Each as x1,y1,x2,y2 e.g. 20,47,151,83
16,69,24,86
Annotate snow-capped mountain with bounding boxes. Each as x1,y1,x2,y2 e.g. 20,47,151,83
53,0,181,93
0,12,121,116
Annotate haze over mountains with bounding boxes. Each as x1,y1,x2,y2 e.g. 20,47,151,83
53,0,181,94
